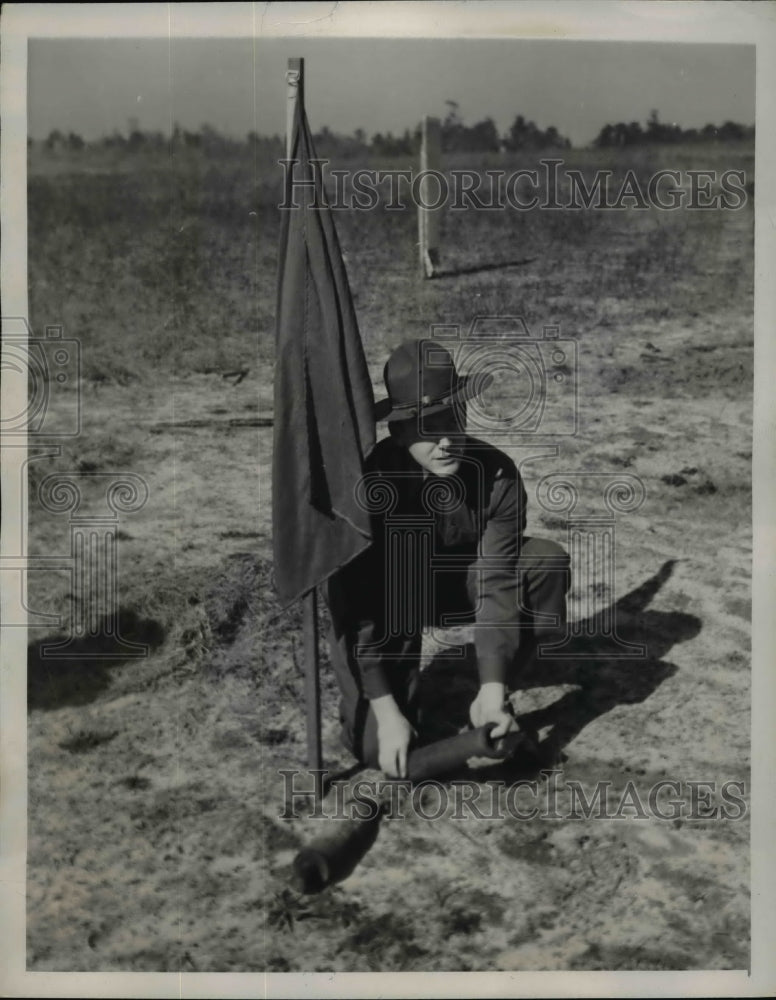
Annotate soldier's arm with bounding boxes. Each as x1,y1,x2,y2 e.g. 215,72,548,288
469,462,526,737
327,527,415,776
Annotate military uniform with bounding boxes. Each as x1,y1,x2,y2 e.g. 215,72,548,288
326,433,570,767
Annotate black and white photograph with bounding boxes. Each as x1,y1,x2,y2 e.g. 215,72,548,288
1,2,775,996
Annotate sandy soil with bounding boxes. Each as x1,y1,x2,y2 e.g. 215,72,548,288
23,139,753,972
26,300,751,972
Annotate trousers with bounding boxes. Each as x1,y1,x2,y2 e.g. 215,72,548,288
326,536,570,768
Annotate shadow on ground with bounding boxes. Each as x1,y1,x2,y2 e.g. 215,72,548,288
432,256,537,279
418,560,699,774
27,608,166,711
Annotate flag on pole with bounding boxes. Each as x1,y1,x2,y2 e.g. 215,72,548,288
272,94,376,608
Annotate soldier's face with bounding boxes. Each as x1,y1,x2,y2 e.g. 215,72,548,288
399,406,466,477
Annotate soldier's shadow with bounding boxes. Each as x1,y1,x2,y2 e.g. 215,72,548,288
417,560,699,774
27,609,165,711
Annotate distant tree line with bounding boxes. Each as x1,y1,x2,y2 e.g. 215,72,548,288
36,122,275,156
594,109,754,148
33,106,754,158
31,105,570,159
438,101,569,153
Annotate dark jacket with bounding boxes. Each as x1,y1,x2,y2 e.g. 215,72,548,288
327,434,527,699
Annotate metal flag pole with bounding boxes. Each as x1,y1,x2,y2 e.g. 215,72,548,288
285,57,323,774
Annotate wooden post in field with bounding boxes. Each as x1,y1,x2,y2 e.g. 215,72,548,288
418,116,441,278
286,56,322,775
286,57,304,156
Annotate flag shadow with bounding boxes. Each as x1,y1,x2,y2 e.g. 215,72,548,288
416,560,699,774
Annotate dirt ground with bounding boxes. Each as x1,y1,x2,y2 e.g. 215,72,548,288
24,143,752,972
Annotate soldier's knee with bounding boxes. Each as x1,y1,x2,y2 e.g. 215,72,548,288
521,536,570,564
518,537,571,607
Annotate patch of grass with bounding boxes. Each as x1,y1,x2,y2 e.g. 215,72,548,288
117,775,151,791
28,143,753,390
59,730,118,753
570,942,694,971
339,911,429,970
25,138,753,973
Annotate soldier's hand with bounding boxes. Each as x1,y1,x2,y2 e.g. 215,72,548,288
372,697,415,778
470,682,518,740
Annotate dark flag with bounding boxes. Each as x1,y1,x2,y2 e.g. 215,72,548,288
272,98,376,608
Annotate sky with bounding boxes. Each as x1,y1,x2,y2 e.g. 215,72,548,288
28,37,755,148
